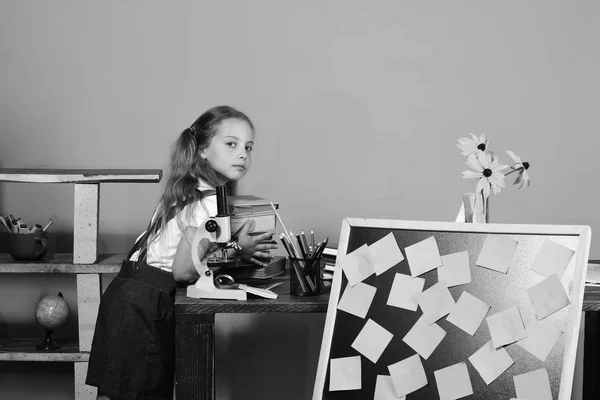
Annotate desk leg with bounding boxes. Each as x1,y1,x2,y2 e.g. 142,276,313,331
176,314,215,400
584,311,600,399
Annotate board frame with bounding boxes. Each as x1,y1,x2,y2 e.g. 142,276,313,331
313,218,591,400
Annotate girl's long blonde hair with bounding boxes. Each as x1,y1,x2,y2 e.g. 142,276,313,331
137,105,255,258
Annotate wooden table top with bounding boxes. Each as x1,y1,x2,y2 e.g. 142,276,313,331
175,272,600,315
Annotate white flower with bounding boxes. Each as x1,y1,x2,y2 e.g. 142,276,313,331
462,151,507,198
456,133,489,156
505,150,531,189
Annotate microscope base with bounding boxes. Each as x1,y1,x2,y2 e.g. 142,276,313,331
186,285,247,300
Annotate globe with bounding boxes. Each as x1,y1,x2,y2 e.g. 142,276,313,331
35,292,70,350
35,292,70,330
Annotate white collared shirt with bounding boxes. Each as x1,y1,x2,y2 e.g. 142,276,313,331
130,179,217,271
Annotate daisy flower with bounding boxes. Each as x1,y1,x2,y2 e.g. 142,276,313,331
505,150,531,189
456,133,489,156
462,151,507,198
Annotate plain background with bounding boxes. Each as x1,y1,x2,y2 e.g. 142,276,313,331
0,1,597,399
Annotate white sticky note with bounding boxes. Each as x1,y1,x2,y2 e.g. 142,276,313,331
341,244,376,286
526,274,570,320
433,362,473,400
517,320,563,361
387,273,425,311
417,281,455,324
329,356,362,391
405,236,442,277
513,368,552,400
468,340,514,385
446,291,490,336
529,239,575,278
402,315,446,359
486,306,527,348
337,281,377,319
351,319,394,363
438,251,471,287
370,232,404,276
388,354,428,397
374,375,405,400
476,235,518,274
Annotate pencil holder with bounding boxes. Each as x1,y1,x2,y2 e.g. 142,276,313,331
289,256,323,296
9,231,48,261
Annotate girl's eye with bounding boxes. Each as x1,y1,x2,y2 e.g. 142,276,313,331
246,146,254,152
226,142,237,148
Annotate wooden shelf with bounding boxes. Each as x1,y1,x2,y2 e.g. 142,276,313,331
0,253,125,273
0,168,162,184
0,338,89,362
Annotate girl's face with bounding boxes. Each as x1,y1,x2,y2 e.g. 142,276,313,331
201,118,255,185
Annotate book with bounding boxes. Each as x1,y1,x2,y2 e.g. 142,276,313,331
218,255,286,280
586,262,600,285
228,195,279,234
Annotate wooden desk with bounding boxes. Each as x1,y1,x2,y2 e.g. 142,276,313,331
174,273,600,400
175,273,329,400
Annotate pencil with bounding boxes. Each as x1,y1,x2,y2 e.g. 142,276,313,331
296,233,308,259
287,230,304,261
42,219,53,232
310,230,315,256
270,202,293,243
300,230,310,257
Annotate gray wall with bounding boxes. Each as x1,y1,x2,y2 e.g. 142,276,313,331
0,1,597,399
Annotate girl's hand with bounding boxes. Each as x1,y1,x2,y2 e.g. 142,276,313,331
235,218,278,266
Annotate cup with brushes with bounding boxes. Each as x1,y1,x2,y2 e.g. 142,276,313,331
0,214,52,261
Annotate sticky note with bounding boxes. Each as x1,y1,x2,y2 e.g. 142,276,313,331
526,274,570,320
405,236,442,277
374,375,404,400
337,281,377,319
476,235,518,274
438,251,471,287
387,273,425,311
329,356,361,391
446,291,490,336
388,354,428,397
433,362,473,400
351,319,394,363
468,340,514,385
417,281,455,324
517,320,563,361
529,239,575,278
341,244,375,286
486,306,527,348
370,232,405,275
402,315,446,359
513,368,552,400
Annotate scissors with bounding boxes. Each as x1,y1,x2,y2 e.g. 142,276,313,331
214,274,282,299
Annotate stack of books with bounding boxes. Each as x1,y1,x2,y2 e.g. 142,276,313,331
321,246,338,285
228,195,278,235
218,194,284,280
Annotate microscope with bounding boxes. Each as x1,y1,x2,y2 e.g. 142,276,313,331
186,185,247,300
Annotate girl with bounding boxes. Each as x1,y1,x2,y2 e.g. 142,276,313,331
86,105,277,400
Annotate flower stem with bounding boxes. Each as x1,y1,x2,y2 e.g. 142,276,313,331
504,168,520,177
